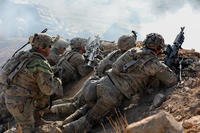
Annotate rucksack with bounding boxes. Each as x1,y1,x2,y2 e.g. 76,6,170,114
0,51,33,85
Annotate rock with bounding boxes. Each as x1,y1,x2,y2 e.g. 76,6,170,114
150,93,165,110
182,121,193,129
183,115,200,132
125,111,183,133
175,115,183,121
183,87,190,92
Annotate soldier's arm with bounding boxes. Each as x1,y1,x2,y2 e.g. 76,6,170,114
27,59,63,96
70,54,93,77
96,51,116,77
146,59,178,87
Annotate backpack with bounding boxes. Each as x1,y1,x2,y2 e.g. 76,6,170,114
0,51,33,85
56,51,78,82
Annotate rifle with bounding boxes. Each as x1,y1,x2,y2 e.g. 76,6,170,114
12,28,48,57
164,27,185,81
2,28,48,69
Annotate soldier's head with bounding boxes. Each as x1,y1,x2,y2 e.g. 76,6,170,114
52,36,69,55
117,34,136,51
70,37,87,54
30,33,54,57
143,33,165,55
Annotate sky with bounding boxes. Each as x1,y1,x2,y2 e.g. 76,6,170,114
0,0,200,51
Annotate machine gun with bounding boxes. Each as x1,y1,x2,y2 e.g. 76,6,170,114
164,27,185,81
85,35,102,67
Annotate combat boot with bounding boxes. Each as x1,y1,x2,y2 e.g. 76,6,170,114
50,103,76,116
63,104,90,125
62,116,92,133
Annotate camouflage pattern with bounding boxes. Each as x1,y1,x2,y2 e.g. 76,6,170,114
70,37,87,50
3,51,62,132
96,34,136,77
62,46,177,132
56,50,93,84
30,33,54,48
50,76,99,115
143,33,165,50
108,47,177,99
0,91,10,123
47,37,69,65
117,34,136,51
95,50,124,77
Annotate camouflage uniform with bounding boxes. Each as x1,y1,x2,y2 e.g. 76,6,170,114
55,37,93,84
0,90,10,123
51,34,136,110
1,33,62,133
61,33,178,133
47,37,69,65
96,34,136,77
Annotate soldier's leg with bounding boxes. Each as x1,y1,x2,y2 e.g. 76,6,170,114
5,96,35,133
50,94,85,116
50,77,98,116
63,76,124,132
62,104,90,125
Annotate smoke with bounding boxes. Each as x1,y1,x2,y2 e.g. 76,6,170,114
0,0,200,51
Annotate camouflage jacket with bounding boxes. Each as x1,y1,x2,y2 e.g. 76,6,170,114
96,50,124,77
4,51,62,99
108,47,177,99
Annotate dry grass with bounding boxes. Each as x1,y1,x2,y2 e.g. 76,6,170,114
101,109,128,133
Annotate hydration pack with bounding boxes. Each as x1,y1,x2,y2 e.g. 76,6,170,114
0,51,32,85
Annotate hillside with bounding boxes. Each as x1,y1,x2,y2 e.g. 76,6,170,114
1,47,200,133
39,49,200,133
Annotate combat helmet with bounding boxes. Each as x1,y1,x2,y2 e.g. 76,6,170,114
70,37,87,50
29,33,54,48
117,34,136,51
143,33,165,50
53,36,69,50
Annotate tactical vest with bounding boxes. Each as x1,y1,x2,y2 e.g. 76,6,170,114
108,48,156,99
57,51,78,82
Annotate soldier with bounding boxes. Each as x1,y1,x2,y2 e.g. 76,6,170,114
96,34,137,77
51,34,137,109
55,37,93,84
1,33,63,133
59,33,178,132
47,36,69,65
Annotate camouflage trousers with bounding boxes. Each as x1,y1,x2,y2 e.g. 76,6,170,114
51,76,99,116
63,76,125,132
4,93,35,133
